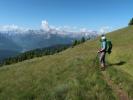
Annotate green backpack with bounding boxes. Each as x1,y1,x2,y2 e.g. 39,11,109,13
106,40,112,54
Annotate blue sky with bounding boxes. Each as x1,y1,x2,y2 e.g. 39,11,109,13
0,0,132,31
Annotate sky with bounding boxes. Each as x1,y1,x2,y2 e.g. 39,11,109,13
0,0,132,32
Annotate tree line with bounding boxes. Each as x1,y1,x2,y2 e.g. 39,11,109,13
0,44,71,67
72,37,89,47
0,37,88,67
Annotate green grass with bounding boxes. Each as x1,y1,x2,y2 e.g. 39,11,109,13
0,26,133,99
107,26,133,76
106,67,133,99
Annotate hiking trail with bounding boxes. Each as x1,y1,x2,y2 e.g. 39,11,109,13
102,71,130,100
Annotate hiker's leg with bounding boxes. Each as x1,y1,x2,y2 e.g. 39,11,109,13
99,52,103,63
99,53,102,66
98,53,101,65
103,52,106,67
100,52,104,68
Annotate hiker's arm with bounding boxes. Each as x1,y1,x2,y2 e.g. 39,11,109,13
98,42,106,53
98,48,105,53
100,48,105,52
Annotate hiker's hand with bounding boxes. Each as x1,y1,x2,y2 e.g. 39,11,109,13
97,51,100,53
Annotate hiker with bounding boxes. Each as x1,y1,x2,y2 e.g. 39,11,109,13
98,35,107,70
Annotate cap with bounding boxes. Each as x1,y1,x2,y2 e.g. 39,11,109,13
101,36,106,40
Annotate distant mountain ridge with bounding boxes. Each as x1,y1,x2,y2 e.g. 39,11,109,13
0,29,98,59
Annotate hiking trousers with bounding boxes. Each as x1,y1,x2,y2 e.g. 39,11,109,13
99,51,106,67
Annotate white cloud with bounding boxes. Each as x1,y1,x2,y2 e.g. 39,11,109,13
0,24,18,31
0,24,28,33
79,28,93,33
41,20,98,37
99,26,112,34
0,20,98,38
41,20,50,31
50,25,77,32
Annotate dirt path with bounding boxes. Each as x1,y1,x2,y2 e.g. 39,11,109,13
102,71,129,100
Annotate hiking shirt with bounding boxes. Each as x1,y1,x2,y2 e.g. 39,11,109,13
101,41,107,52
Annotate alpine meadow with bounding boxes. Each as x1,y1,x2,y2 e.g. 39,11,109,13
0,0,133,100
0,26,133,100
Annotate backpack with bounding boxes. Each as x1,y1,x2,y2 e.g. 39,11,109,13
106,40,112,54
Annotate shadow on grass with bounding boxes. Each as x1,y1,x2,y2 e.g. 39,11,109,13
107,61,126,67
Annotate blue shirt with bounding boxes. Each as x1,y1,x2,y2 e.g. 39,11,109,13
101,41,106,50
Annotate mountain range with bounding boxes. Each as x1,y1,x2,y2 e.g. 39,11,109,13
0,28,98,60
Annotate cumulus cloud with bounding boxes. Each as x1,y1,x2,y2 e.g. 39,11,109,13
41,20,94,33
40,20,98,38
41,20,50,31
0,20,99,38
0,24,28,33
79,28,94,33
0,24,18,31
50,25,77,32
99,26,112,34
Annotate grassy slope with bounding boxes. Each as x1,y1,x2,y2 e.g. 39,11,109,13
107,26,133,76
0,26,133,100
105,26,133,99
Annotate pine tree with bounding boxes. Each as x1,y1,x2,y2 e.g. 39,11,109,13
128,18,133,26
72,40,78,46
81,37,86,43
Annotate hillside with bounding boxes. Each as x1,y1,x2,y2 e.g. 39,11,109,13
0,26,133,100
